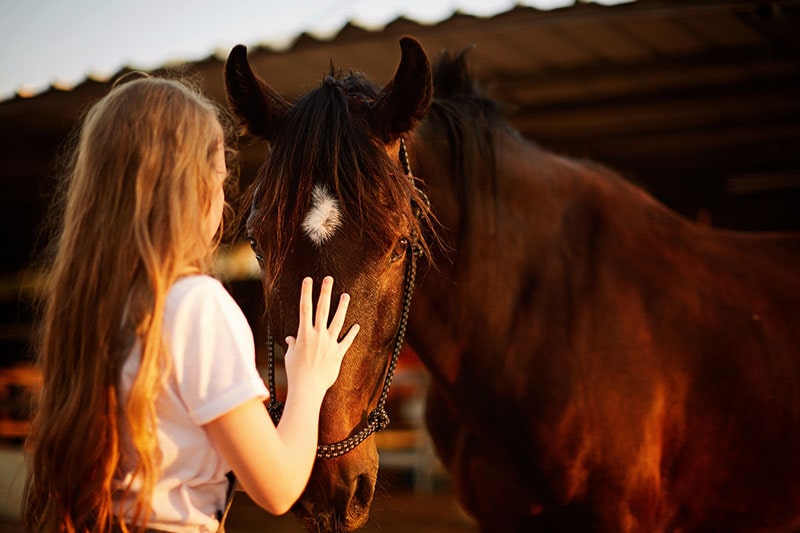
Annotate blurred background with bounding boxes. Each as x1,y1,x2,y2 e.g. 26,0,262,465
1,0,798,530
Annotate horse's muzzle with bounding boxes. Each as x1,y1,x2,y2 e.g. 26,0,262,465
293,465,376,532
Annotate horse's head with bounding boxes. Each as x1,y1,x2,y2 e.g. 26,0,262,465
225,37,433,531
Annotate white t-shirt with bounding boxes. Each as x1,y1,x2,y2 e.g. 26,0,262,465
114,275,269,532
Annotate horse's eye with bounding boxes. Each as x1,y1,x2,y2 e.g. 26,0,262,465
391,238,409,263
247,237,265,266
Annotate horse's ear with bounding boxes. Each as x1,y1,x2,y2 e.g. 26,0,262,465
224,45,291,142
372,37,433,142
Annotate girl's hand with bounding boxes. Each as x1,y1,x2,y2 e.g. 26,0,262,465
283,276,359,392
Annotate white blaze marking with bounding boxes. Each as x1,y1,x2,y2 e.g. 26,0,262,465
302,184,342,246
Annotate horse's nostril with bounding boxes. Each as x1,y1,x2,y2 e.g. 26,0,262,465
351,473,374,514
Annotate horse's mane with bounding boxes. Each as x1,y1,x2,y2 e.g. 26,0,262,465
250,67,432,290
425,47,510,253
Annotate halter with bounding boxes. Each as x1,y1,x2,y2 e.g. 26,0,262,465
265,138,425,459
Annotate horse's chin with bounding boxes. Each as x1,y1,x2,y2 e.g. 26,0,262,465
294,507,371,533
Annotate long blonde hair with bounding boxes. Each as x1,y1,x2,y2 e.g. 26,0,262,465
23,76,234,532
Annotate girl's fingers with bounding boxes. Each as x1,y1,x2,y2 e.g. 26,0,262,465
338,324,360,355
328,293,350,336
298,277,314,331
315,276,333,329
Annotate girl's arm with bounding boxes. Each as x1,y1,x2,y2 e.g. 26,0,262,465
204,276,359,515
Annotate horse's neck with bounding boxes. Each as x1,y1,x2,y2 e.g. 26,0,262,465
407,133,561,385
409,128,800,393
406,130,671,387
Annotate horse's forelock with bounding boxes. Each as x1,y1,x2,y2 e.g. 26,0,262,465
250,70,426,288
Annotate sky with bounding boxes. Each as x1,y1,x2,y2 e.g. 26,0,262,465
0,0,629,101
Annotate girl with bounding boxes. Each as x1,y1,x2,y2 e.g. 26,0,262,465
23,76,359,532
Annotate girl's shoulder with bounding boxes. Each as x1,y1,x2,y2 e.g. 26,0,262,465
170,273,226,297
167,274,240,318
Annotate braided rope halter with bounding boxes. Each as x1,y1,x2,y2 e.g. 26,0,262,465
265,138,425,459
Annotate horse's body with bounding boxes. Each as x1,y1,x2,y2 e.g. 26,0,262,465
226,38,800,532
410,106,800,531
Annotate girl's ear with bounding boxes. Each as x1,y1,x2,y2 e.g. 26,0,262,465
372,37,433,143
224,45,291,142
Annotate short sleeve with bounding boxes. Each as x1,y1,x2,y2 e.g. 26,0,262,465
165,276,268,426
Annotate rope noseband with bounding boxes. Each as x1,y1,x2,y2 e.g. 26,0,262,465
265,138,424,459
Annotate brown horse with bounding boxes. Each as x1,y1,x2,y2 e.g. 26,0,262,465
225,37,800,532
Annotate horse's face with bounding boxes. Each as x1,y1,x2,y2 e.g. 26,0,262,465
225,38,432,531
248,182,410,531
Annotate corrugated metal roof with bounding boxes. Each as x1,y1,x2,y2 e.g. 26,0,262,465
2,0,606,103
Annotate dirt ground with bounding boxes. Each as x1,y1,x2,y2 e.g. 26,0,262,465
225,472,479,533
